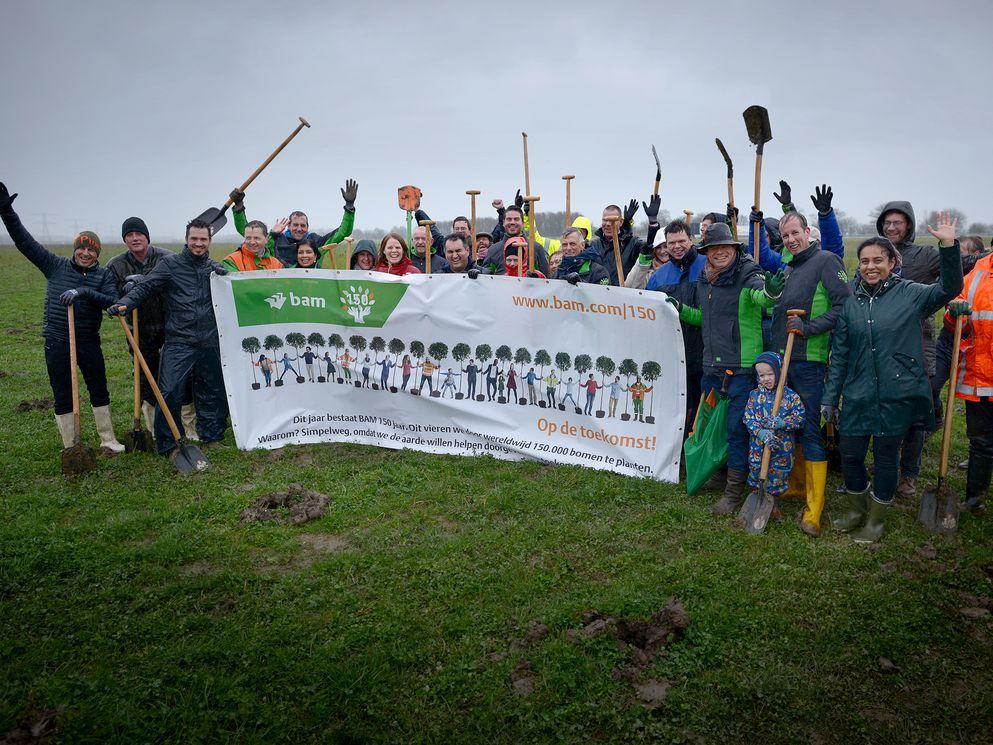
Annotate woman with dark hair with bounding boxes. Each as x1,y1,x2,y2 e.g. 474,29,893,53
294,237,321,268
822,213,963,543
375,233,421,276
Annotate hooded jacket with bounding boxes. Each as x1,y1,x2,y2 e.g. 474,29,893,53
770,242,851,364
119,246,227,348
678,250,777,374
106,244,173,340
523,214,595,256
823,243,963,436
2,206,118,343
348,240,378,270
234,207,356,267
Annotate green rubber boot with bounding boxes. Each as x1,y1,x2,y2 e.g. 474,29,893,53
851,496,890,544
831,486,869,533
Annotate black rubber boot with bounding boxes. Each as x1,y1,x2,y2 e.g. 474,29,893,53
964,453,992,516
851,496,890,544
709,469,747,515
831,486,870,533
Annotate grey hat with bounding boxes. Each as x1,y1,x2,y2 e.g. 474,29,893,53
699,222,741,251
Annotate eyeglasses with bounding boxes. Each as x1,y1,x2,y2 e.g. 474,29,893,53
882,220,906,228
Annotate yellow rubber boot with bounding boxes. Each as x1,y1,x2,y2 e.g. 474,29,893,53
800,460,827,537
785,444,806,499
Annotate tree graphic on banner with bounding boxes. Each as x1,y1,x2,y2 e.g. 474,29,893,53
514,347,532,376
452,343,471,397
329,333,345,382
264,334,284,386
388,337,405,389
410,340,425,390
242,336,261,387
641,360,662,422
285,332,306,381
594,355,615,415
619,358,638,419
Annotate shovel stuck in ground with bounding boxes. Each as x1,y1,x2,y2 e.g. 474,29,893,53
122,310,154,453
61,305,97,477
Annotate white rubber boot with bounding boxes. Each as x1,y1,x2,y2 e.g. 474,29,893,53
92,405,125,454
141,401,156,435
181,404,199,441
55,413,75,448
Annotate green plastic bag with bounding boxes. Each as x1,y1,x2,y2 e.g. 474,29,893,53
684,391,729,495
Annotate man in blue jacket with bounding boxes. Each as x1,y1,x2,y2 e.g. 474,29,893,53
0,183,125,454
749,182,845,272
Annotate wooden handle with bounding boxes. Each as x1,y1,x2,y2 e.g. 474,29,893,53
468,191,479,262
68,305,81,443
419,220,435,274
344,236,355,268
606,216,625,285
223,117,310,207
118,316,183,442
524,198,539,273
759,325,799,481
562,175,575,181
326,242,338,271
939,315,965,478
752,152,764,264
132,309,141,420
522,132,531,196
727,177,738,241
683,210,694,226
564,177,572,230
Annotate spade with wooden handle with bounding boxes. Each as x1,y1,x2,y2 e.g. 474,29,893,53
743,106,772,264
398,185,422,248
522,132,532,197
419,220,435,273
605,215,625,285
715,137,738,240
61,305,97,477
466,190,481,261
524,196,540,274
122,309,153,453
651,145,661,198
196,117,310,235
562,176,574,229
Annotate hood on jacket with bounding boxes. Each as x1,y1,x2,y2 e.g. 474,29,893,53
764,217,784,251
572,215,593,240
875,200,916,244
754,351,783,387
350,239,377,269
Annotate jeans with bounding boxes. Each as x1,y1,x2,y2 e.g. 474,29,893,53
685,369,702,435
45,338,110,415
701,369,754,474
467,377,476,398
900,426,925,478
786,360,827,461
585,391,596,415
419,375,433,393
155,343,228,454
840,433,903,503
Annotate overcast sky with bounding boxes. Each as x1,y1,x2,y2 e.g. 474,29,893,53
2,0,992,243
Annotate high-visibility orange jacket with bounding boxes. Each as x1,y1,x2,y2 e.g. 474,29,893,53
950,253,993,401
221,245,283,272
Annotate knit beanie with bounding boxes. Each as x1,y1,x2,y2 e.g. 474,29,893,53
73,231,102,254
121,216,150,243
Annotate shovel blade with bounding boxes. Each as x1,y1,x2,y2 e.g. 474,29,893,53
918,484,940,532
743,105,773,145
737,487,774,534
398,185,422,212
61,444,97,477
937,488,960,535
737,489,760,529
195,207,228,236
652,144,660,169
171,442,210,475
715,137,734,172
123,424,154,453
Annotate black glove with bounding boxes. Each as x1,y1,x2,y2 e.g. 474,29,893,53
773,180,791,208
514,189,524,210
642,194,661,224
565,272,581,285
211,263,229,276
750,207,764,225
640,239,654,257
0,182,17,211
123,274,144,285
59,289,81,306
107,304,128,317
623,199,639,226
786,315,806,336
665,296,682,313
341,179,358,211
526,270,540,278
810,184,833,216
467,267,481,279
726,204,739,225
229,188,246,211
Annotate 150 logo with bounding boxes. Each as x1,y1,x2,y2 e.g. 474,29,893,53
229,277,407,328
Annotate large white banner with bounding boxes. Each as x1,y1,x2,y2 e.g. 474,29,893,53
212,270,686,481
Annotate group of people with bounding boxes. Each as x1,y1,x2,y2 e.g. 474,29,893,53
3,170,991,544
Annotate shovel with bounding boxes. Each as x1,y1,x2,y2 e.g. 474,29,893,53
919,314,965,534
606,215,625,285
651,144,661,198
561,176,574,230
467,189,481,261
61,305,97,477
398,185,422,249
196,116,310,235
522,132,532,197
524,196,540,274
738,309,804,534
742,105,772,264
715,137,737,240
122,309,154,452
117,316,208,475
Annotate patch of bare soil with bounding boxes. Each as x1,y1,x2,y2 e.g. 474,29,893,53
489,620,549,662
298,533,349,552
1,706,63,744
178,561,217,577
510,659,536,696
15,398,51,412
240,484,331,525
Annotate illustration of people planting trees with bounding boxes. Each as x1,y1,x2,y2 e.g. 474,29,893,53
263,335,285,387
242,336,262,390
426,342,449,397
285,332,308,383
451,343,471,399
594,355,615,418
387,337,405,392
474,344,491,401
308,332,327,381
328,333,346,383
495,345,513,403
408,340,425,394
514,347,531,406
348,335,367,388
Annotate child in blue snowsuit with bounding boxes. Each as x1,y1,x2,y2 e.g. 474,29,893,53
743,351,805,496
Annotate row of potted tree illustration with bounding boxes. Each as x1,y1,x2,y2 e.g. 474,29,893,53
241,332,664,423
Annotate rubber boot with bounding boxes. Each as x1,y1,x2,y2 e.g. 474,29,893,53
784,444,806,499
55,413,75,448
181,404,199,441
831,486,869,533
141,401,156,436
964,454,992,516
799,460,827,537
92,405,125,454
851,495,890,544
709,469,747,515
896,475,917,500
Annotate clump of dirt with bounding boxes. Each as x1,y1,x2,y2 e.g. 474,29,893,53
2,705,63,743
490,620,550,662
15,398,52,412
240,484,331,525
298,533,349,552
632,678,671,709
878,657,901,674
510,659,536,696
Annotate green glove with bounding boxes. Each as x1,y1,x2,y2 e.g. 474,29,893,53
948,300,971,318
764,270,786,298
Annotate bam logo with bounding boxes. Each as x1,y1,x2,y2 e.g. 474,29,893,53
339,285,375,324
264,291,325,310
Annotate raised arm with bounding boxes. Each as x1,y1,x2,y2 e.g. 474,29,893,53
0,185,62,278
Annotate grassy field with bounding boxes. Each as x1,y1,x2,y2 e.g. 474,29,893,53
1,240,992,743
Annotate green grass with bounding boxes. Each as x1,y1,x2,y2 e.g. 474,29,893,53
1,242,992,743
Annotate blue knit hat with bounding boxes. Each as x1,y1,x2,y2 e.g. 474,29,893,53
753,351,782,384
